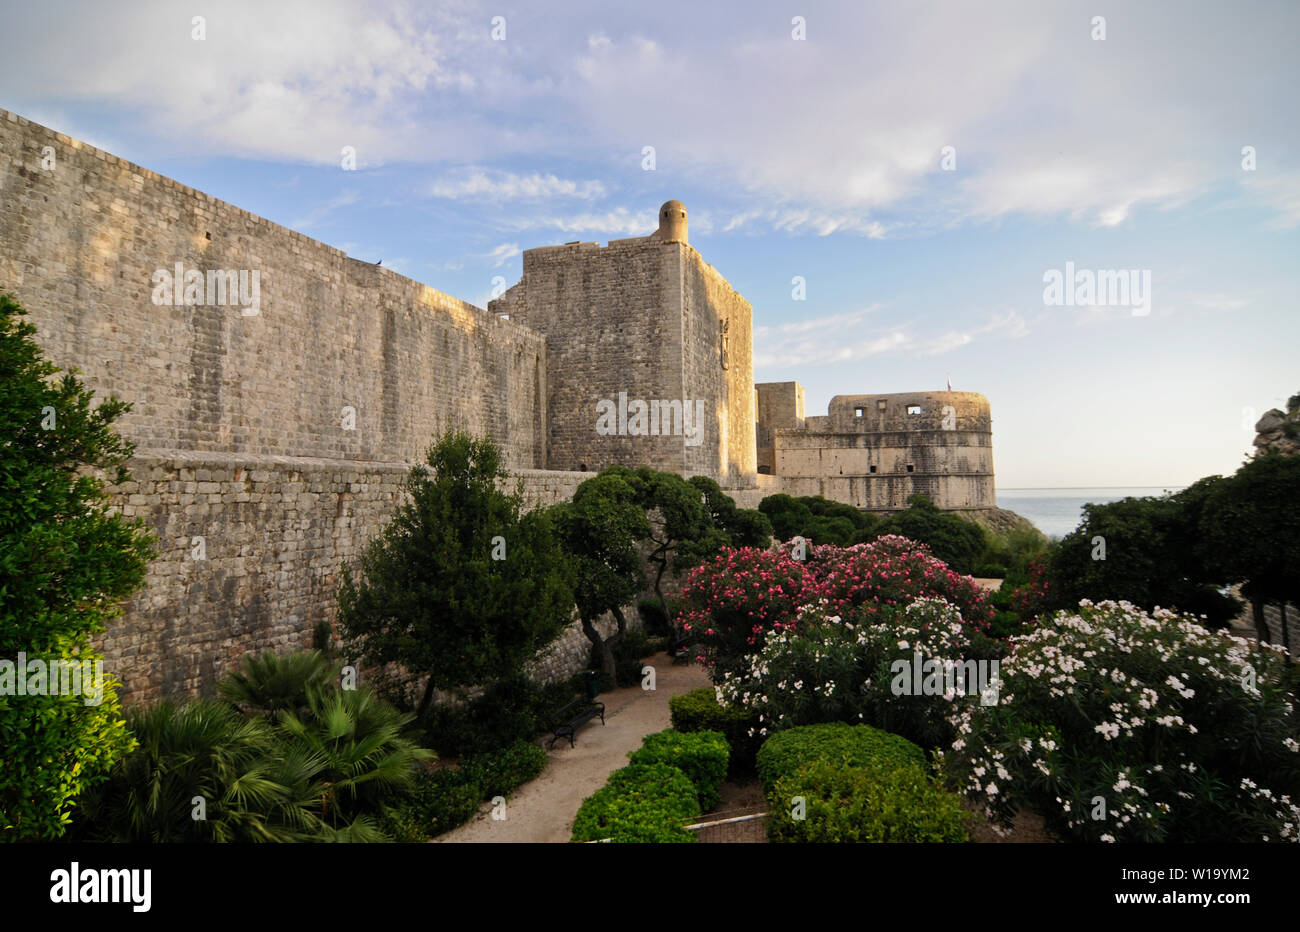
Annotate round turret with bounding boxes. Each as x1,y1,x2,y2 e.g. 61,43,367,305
656,200,688,244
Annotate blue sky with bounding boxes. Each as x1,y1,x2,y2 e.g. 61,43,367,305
2,0,1297,487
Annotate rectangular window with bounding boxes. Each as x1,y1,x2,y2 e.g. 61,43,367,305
869,465,877,474
854,407,865,417
906,405,922,415
906,464,915,473
876,400,887,411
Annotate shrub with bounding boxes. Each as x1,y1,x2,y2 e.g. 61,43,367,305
570,763,700,843
590,627,656,688
391,767,483,839
946,600,1300,843
272,685,434,837
629,730,728,810
425,674,576,757
0,292,155,839
766,759,971,843
805,536,994,634
70,700,311,842
678,547,812,682
756,722,927,794
722,598,993,751
974,564,1007,579
218,648,337,722
669,687,762,775
464,740,547,799
637,597,673,637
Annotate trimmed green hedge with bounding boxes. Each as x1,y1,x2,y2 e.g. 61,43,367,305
570,763,700,843
669,687,761,775
464,739,547,799
629,730,729,810
756,722,927,792
766,759,971,843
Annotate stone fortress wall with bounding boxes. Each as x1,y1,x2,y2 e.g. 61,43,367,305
755,387,996,511
0,108,557,701
0,107,994,701
489,200,756,485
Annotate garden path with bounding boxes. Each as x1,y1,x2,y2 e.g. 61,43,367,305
433,652,711,843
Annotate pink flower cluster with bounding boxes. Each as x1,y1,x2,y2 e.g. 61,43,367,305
680,536,994,677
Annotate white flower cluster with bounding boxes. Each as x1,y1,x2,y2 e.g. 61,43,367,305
946,600,1300,843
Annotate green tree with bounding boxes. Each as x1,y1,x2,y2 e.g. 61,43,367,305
337,431,575,722
1047,488,1241,628
759,494,815,541
552,472,649,678
876,494,985,573
688,475,774,550
604,466,719,609
758,493,876,546
1199,453,1300,647
0,291,155,840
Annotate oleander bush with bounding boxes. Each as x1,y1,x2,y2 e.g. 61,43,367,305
766,759,971,843
804,536,994,633
756,722,928,793
570,763,700,843
679,546,813,683
464,739,547,799
628,730,729,810
669,686,762,775
946,600,1300,843
720,598,993,751
679,536,994,685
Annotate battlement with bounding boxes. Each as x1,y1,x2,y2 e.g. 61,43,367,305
756,382,995,511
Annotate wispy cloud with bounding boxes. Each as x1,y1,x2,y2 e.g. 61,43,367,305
482,243,521,266
292,190,360,230
756,308,1029,368
429,169,606,201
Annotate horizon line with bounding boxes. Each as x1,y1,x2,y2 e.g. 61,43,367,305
997,485,1188,491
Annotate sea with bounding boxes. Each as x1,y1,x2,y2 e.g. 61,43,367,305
996,487,1186,540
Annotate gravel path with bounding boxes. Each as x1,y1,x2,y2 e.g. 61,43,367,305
434,653,711,843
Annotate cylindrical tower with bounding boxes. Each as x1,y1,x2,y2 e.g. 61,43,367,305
655,199,688,244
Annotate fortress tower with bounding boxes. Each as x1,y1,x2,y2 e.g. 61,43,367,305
756,386,995,510
491,200,756,485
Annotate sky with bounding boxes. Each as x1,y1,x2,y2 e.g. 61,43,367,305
1,0,1296,488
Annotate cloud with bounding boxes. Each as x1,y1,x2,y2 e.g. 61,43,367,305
0,0,484,164
483,243,521,266
429,169,606,201
4,0,1298,235
498,207,651,237
756,307,1029,368
291,190,360,230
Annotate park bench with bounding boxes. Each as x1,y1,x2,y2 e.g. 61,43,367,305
546,697,606,748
